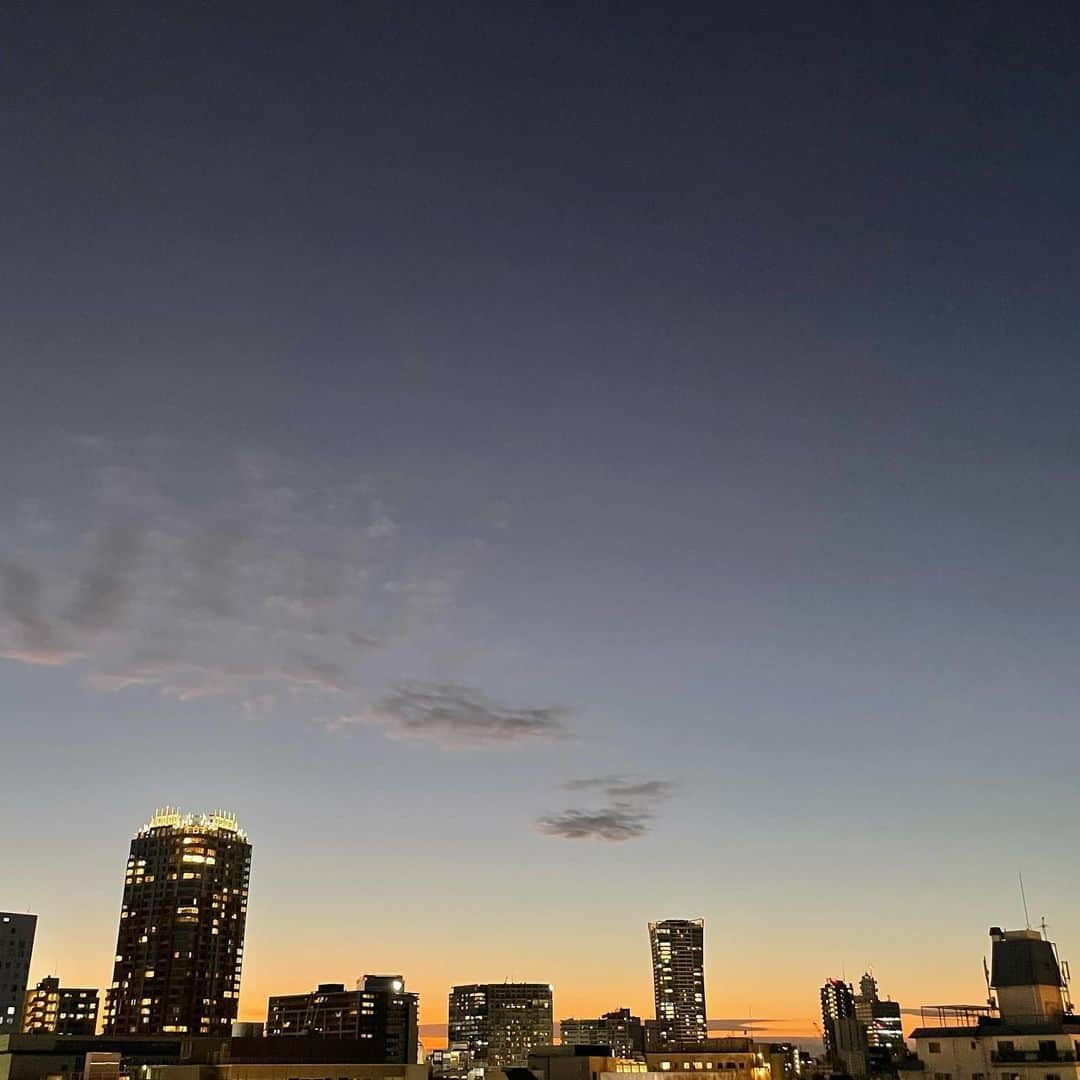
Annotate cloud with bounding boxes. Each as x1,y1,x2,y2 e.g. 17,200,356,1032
333,682,570,749
67,527,144,630
561,775,676,800
535,803,652,842
0,448,474,711
537,773,675,842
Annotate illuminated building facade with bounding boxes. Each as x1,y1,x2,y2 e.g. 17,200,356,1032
649,919,707,1046
854,971,904,1068
821,978,867,1074
22,976,99,1034
560,1009,645,1058
267,976,419,1063
448,982,554,1067
1,913,36,1034
103,808,251,1036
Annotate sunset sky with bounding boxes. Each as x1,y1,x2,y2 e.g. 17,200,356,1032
3,3,1080,1046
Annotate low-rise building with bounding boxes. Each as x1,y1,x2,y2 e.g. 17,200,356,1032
266,977,418,1063
906,928,1080,1080
560,1011,644,1059
23,979,100,1036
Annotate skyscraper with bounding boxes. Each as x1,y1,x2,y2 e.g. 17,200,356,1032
0,913,36,1034
103,808,252,1036
448,983,554,1067
267,976,419,1063
649,919,707,1046
23,976,100,1035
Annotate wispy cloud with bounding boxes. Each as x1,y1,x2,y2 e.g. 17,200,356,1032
0,447,472,714
561,775,676,800
331,682,570,749
537,773,676,842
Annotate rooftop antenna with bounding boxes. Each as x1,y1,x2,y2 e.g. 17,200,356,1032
1019,871,1031,929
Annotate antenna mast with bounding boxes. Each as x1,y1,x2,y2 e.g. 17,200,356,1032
1019,872,1031,929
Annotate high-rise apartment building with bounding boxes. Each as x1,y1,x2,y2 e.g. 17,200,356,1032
820,978,867,1075
448,983,554,1067
102,808,251,1036
23,977,100,1035
1,913,37,1034
559,1008,644,1058
649,919,707,1046
267,976,419,1063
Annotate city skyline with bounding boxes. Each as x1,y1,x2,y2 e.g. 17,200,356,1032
4,2,1080,1052
6,805,1074,1045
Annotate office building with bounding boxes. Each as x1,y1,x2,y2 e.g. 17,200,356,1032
1,913,36,1035
853,971,904,1069
821,978,867,1075
649,920,707,1046
266,976,419,1063
560,1009,644,1058
448,982,554,1067
22,977,99,1035
102,808,252,1036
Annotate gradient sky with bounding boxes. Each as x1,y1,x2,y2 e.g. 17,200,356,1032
3,2,1080,1046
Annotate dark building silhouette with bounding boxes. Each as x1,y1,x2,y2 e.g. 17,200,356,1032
649,919,707,1046
559,1008,644,1058
448,982,553,1067
22,977,99,1035
103,809,251,1036
1,913,36,1035
266,976,419,1063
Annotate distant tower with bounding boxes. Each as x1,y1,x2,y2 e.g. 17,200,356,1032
102,808,252,1035
649,919,707,1046
0,913,37,1034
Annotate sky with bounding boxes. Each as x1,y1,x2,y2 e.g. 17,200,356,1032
2,1,1080,1046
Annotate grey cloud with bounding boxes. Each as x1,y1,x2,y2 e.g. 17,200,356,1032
562,775,676,800
535,803,651,842
67,527,143,630
337,682,570,748
539,773,675,842
0,560,56,652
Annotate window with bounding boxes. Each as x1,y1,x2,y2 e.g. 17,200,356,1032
929,1043,942,1054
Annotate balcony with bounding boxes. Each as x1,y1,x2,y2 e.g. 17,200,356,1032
990,1051,1077,1064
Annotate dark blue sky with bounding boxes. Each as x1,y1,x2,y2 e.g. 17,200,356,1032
3,1,1080,1035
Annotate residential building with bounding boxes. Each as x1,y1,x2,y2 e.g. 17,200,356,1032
560,1009,644,1058
22,978,99,1035
906,927,1080,1080
266,976,419,1063
821,978,868,1076
102,808,252,1036
649,920,707,1047
448,982,554,1067
0,914,36,1035
524,1042,770,1080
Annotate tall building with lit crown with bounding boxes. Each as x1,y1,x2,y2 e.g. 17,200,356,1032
1,913,36,1034
22,977,99,1035
448,983,553,1067
103,808,252,1036
649,919,707,1046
